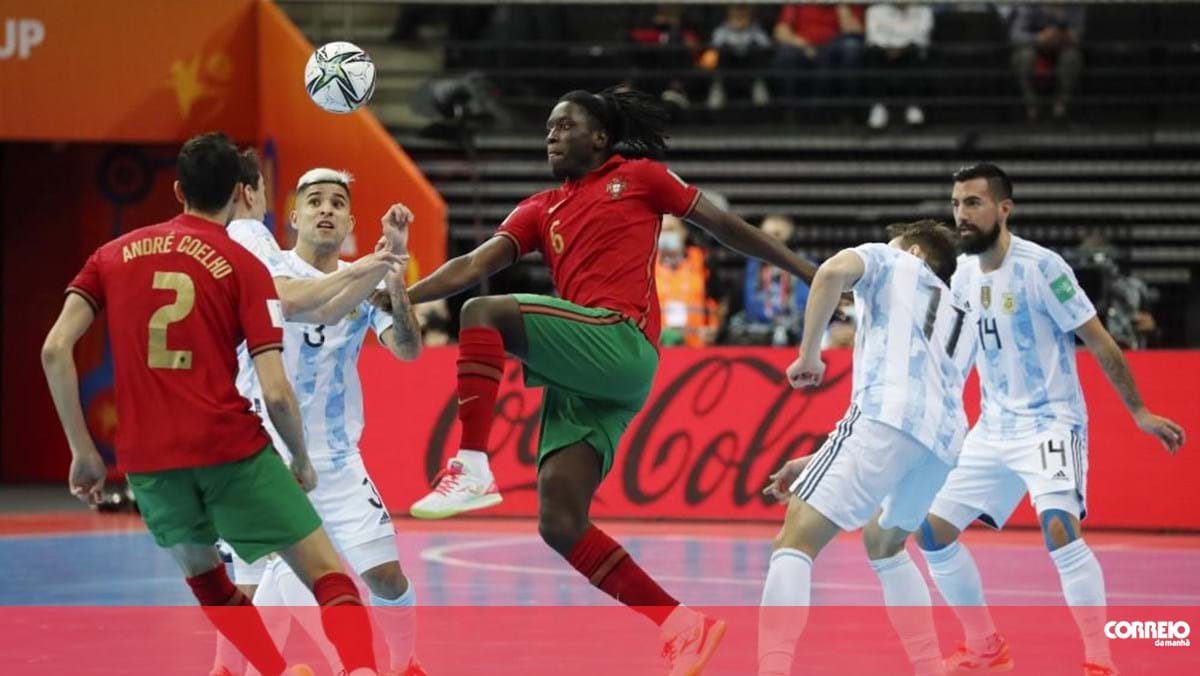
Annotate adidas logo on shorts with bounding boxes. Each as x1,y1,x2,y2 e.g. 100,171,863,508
1052,469,1070,481
378,512,392,525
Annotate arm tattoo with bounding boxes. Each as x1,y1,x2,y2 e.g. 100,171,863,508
386,278,420,357
1095,343,1145,413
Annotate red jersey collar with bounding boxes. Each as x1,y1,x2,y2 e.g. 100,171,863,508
562,153,626,190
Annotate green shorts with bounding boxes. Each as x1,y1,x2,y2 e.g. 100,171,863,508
514,293,659,478
127,446,322,564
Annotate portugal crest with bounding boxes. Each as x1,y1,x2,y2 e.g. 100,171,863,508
606,177,626,200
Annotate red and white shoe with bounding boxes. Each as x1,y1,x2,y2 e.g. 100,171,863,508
945,634,1014,673
409,457,502,519
661,607,727,676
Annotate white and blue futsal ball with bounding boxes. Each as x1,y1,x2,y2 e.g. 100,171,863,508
304,41,376,113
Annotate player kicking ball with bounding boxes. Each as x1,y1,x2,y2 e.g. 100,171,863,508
42,133,380,676
405,86,818,674
214,160,426,676
758,221,976,676
915,164,1186,676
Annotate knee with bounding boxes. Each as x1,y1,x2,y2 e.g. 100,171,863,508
1040,509,1079,551
862,520,907,561
361,562,409,599
538,510,587,554
460,296,499,329
916,516,960,552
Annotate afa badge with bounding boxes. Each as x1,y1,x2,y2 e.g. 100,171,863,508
1001,292,1017,315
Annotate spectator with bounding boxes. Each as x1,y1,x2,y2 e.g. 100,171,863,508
865,3,933,129
655,215,721,347
705,5,773,109
1070,232,1158,349
726,215,812,346
630,4,704,112
771,3,866,115
1007,4,1085,122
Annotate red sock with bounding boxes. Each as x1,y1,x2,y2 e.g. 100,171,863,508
187,566,287,676
456,326,506,452
566,525,680,625
313,572,377,673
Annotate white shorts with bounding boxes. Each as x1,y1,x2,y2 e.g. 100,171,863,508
930,425,1088,530
790,410,953,533
232,453,397,585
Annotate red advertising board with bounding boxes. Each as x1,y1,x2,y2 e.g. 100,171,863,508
361,347,1200,530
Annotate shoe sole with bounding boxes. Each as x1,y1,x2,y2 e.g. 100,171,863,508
409,493,503,520
947,660,1014,675
675,619,727,676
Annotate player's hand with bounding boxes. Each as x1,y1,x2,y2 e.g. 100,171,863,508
361,249,408,275
68,448,107,506
1134,409,1186,454
762,456,813,503
380,203,413,255
786,352,826,389
290,455,318,492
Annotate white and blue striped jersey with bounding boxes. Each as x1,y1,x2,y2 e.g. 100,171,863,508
951,235,1096,441
229,219,291,406
849,243,977,464
228,223,393,470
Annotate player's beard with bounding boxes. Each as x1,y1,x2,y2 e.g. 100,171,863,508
960,220,1002,254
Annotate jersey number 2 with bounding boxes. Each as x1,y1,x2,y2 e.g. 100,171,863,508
148,271,195,370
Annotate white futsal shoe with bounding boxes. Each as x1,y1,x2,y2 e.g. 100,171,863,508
409,456,502,519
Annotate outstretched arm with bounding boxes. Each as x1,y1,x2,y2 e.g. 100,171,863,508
41,294,107,503
1075,317,1185,453
278,251,401,325
686,196,819,284
407,236,517,305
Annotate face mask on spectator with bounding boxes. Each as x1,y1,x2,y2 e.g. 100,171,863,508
658,231,684,253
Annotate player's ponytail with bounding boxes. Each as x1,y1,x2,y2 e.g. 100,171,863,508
558,87,670,158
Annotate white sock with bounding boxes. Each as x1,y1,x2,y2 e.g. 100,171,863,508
870,551,943,676
1051,539,1112,666
758,548,813,676
921,541,997,652
371,583,417,667
213,634,247,675
269,561,344,675
457,449,491,475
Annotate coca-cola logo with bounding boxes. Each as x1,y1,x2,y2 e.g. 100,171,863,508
425,354,852,511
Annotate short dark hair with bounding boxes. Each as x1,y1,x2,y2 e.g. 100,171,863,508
952,163,1013,202
177,132,240,213
237,148,262,188
886,219,960,285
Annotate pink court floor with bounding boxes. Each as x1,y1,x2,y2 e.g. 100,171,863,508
0,510,1197,674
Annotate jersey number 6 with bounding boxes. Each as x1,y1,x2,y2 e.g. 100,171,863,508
549,219,565,255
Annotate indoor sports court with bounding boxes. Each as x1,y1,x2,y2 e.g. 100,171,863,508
3,0,1200,675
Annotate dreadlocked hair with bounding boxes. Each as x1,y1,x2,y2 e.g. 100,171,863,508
558,86,671,158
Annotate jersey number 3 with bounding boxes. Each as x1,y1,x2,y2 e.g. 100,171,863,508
148,271,195,370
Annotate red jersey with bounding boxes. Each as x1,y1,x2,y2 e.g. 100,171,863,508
777,4,865,48
67,214,283,473
497,155,699,344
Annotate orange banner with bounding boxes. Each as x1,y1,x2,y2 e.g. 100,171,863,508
0,0,258,142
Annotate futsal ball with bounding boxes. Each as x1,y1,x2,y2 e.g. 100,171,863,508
304,41,376,113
